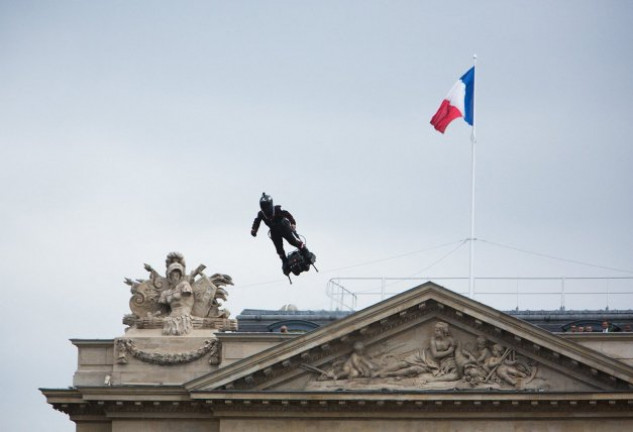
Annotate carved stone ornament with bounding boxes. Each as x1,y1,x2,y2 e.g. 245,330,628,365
116,338,221,366
123,252,237,335
304,321,542,392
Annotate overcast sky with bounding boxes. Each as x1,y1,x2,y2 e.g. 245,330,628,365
2,1,633,430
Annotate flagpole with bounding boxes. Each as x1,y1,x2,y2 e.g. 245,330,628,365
469,54,477,299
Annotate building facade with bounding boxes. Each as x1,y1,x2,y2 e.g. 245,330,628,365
43,282,633,431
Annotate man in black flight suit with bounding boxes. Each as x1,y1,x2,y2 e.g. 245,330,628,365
251,193,312,275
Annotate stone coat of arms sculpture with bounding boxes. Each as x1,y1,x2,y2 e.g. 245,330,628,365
123,252,237,335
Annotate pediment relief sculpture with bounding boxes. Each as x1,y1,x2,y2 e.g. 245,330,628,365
186,284,633,395
123,252,237,335
305,321,541,391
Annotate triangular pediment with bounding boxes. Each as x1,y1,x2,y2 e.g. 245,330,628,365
186,282,633,394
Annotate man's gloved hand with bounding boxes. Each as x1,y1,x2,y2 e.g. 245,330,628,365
251,229,257,237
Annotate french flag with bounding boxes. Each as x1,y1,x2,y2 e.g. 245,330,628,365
430,67,475,133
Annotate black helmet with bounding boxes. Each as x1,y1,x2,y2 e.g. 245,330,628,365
260,193,274,219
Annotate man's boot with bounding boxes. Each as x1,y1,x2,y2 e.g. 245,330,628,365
281,256,290,275
300,245,315,264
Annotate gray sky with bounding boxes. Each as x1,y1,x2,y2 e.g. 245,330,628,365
2,1,633,430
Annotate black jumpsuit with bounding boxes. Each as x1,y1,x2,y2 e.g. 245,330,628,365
251,205,304,261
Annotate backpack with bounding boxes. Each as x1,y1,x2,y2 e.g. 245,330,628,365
283,249,317,282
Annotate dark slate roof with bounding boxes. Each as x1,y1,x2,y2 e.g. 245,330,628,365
506,309,633,332
236,309,352,333
236,308,633,334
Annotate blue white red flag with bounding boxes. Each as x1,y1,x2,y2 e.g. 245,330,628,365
430,67,475,133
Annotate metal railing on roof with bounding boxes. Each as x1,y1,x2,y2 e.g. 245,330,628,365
326,277,633,312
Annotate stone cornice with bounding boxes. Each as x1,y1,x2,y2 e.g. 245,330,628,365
192,390,633,419
76,385,190,401
562,333,633,342
192,390,633,401
43,386,633,420
42,386,195,417
40,388,84,404
70,339,114,346
216,333,296,342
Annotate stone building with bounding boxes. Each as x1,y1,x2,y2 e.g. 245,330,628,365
42,258,633,431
